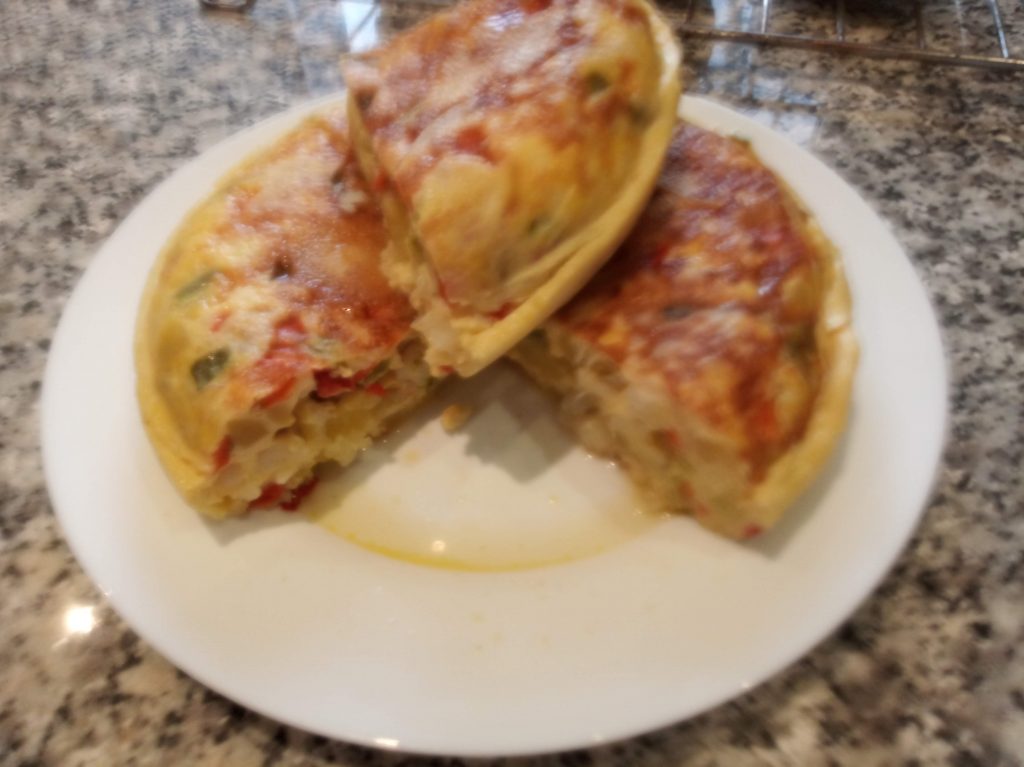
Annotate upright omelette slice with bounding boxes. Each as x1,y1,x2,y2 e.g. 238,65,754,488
343,0,681,376
135,107,433,518
512,123,858,540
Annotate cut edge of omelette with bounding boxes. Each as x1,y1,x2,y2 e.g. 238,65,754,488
345,0,682,377
135,109,434,519
510,122,858,541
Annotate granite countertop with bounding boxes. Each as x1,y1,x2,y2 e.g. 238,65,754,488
2,0,1023,764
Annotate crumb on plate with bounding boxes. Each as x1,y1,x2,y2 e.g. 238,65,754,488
441,404,473,433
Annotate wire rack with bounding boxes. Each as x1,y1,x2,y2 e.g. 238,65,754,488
670,0,1024,71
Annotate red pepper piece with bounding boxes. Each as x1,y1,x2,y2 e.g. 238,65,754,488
521,0,552,13
314,369,357,398
365,382,387,396
452,125,493,162
653,241,674,264
751,400,779,443
661,429,683,451
212,437,233,472
281,477,319,512
249,483,285,510
256,377,296,409
741,523,764,540
487,302,517,321
273,314,306,345
252,315,307,408
210,311,231,333
313,365,379,399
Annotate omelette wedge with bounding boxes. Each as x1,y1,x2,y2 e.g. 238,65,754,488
511,122,858,540
343,0,682,375
136,108,433,518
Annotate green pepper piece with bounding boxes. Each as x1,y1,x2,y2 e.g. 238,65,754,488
362,360,391,385
585,72,610,94
527,216,548,236
175,270,218,301
628,103,651,126
191,348,230,390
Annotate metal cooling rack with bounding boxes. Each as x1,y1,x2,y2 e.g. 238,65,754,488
671,0,1024,71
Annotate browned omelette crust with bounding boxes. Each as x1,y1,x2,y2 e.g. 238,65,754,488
343,0,680,374
536,122,857,537
560,124,824,478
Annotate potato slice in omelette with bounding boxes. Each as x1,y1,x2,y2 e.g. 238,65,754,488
343,0,682,376
135,107,434,518
511,123,858,540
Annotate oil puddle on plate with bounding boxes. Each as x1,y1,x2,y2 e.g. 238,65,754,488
304,362,664,571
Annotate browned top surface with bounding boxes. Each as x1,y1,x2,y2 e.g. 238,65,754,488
556,123,825,472
345,0,656,203
209,109,413,361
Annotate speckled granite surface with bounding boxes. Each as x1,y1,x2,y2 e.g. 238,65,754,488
2,0,1023,764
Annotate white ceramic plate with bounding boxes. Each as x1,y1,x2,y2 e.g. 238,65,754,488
42,95,947,756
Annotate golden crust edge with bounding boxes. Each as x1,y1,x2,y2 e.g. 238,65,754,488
646,118,860,539
734,203,859,538
134,228,222,517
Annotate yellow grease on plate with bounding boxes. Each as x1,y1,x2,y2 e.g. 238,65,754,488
304,364,664,571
